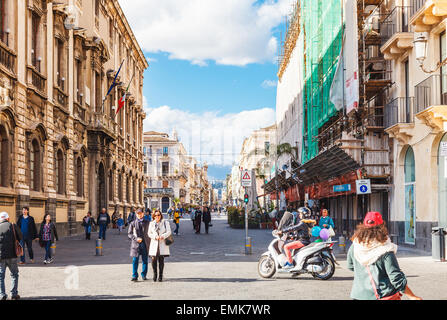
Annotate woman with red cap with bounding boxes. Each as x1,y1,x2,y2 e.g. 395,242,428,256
347,211,422,300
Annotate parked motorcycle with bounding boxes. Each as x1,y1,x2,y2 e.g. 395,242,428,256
258,230,338,280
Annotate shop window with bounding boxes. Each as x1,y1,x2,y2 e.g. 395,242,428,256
439,134,447,228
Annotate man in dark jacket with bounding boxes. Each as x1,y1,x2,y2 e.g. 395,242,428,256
202,207,212,234
128,210,150,282
127,208,136,226
97,208,111,240
194,208,202,234
0,212,22,300
16,207,38,264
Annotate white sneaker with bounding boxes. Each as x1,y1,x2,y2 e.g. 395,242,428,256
49,258,54,264
43,260,48,264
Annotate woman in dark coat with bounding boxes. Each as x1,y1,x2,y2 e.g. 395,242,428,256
202,207,212,234
38,214,59,264
194,208,202,234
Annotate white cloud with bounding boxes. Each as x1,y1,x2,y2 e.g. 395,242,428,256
143,106,276,166
261,80,277,88
119,0,296,66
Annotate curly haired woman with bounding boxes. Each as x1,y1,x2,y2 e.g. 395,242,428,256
347,212,422,300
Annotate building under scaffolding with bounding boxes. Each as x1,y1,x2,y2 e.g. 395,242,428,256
265,0,394,238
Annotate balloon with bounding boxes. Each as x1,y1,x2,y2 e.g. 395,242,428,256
320,228,330,241
311,226,322,237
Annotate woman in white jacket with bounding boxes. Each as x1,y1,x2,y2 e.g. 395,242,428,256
148,210,171,282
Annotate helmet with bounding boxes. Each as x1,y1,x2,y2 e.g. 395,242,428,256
297,207,311,219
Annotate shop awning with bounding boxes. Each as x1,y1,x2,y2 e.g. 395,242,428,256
295,145,361,185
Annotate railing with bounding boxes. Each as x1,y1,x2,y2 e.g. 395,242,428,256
410,0,426,17
0,42,15,74
27,66,46,96
54,86,68,110
89,112,118,138
144,188,174,195
381,6,411,46
414,75,446,114
384,97,415,129
73,102,86,123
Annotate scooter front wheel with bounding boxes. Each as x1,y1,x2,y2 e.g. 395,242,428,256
258,255,276,279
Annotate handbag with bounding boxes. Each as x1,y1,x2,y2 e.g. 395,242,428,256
12,224,24,257
366,265,402,300
164,221,174,246
328,226,335,237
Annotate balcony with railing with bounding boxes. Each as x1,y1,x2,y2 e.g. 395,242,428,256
414,74,447,131
410,0,447,31
53,86,68,112
0,41,16,76
88,112,118,140
385,97,416,145
380,6,413,60
27,65,47,98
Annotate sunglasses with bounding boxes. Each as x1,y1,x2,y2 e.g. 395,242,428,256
154,214,161,217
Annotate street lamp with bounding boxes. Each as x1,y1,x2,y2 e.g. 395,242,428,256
414,32,447,73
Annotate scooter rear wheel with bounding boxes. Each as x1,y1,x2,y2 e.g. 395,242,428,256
311,255,335,280
258,255,276,279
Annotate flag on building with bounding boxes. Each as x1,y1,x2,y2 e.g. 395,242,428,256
116,71,135,115
106,59,125,98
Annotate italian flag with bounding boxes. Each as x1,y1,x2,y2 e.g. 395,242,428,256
116,71,135,115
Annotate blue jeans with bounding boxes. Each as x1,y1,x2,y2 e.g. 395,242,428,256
174,223,179,235
132,242,148,279
99,224,107,240
0,258,19,298
20,238,34,262
43,241,52,260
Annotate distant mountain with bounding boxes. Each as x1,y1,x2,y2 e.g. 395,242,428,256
207,165,232,182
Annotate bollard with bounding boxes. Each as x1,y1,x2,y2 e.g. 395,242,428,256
50,243,56,256
245,237,252,255
338,236,346,254
96,239,103,256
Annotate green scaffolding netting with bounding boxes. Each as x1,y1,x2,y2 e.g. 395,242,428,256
300,0,344,163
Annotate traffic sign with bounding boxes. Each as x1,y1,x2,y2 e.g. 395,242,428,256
241,170,252,187
356,179,371,195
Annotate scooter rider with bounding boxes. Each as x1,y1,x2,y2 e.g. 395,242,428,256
277,207,316,269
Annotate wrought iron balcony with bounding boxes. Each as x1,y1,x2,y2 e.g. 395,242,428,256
54,86,68,111
27,65,47,98
144,188,174,195
381,6,411,46
415,75,447,115
384,97,415,129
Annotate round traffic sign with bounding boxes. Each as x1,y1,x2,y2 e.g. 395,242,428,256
360,185,368,193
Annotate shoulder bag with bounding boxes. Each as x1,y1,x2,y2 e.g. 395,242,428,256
365,265,402,300
12,224,24,257
164,220,174,246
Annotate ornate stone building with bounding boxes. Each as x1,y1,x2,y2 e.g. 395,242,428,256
0,0,147,236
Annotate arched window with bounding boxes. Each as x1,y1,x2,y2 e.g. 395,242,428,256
76,157,83,197
0,125,9,187
133,176,136,203
126,175,130,202
118,171,122,202
109,169,113,201
404,147,415,244
30,139,40,191
55,149,65,194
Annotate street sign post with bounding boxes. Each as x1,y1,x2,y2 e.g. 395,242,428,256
356,179,371,195
244,187,250,255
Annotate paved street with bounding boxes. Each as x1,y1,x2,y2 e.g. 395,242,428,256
8,212,447,300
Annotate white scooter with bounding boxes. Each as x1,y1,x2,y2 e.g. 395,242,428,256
258,230,338,280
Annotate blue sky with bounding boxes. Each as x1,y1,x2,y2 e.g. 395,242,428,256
119,0,295,180
143,53,278,114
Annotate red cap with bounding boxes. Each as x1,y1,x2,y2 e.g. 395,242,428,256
363,212,384,227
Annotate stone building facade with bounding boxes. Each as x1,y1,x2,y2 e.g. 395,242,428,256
0,0,147,236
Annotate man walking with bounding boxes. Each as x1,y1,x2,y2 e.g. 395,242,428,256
194,207,202,234
97,208,111,240
190,207,196,231
0,212,22,300
16,207,38,265
128,210,150,282
127,207,136,226
202,206,211,234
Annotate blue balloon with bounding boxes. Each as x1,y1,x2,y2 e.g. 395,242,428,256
320,228,330,241
311,226,322,237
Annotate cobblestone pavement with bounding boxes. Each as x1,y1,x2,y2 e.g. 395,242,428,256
6,212,447,300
